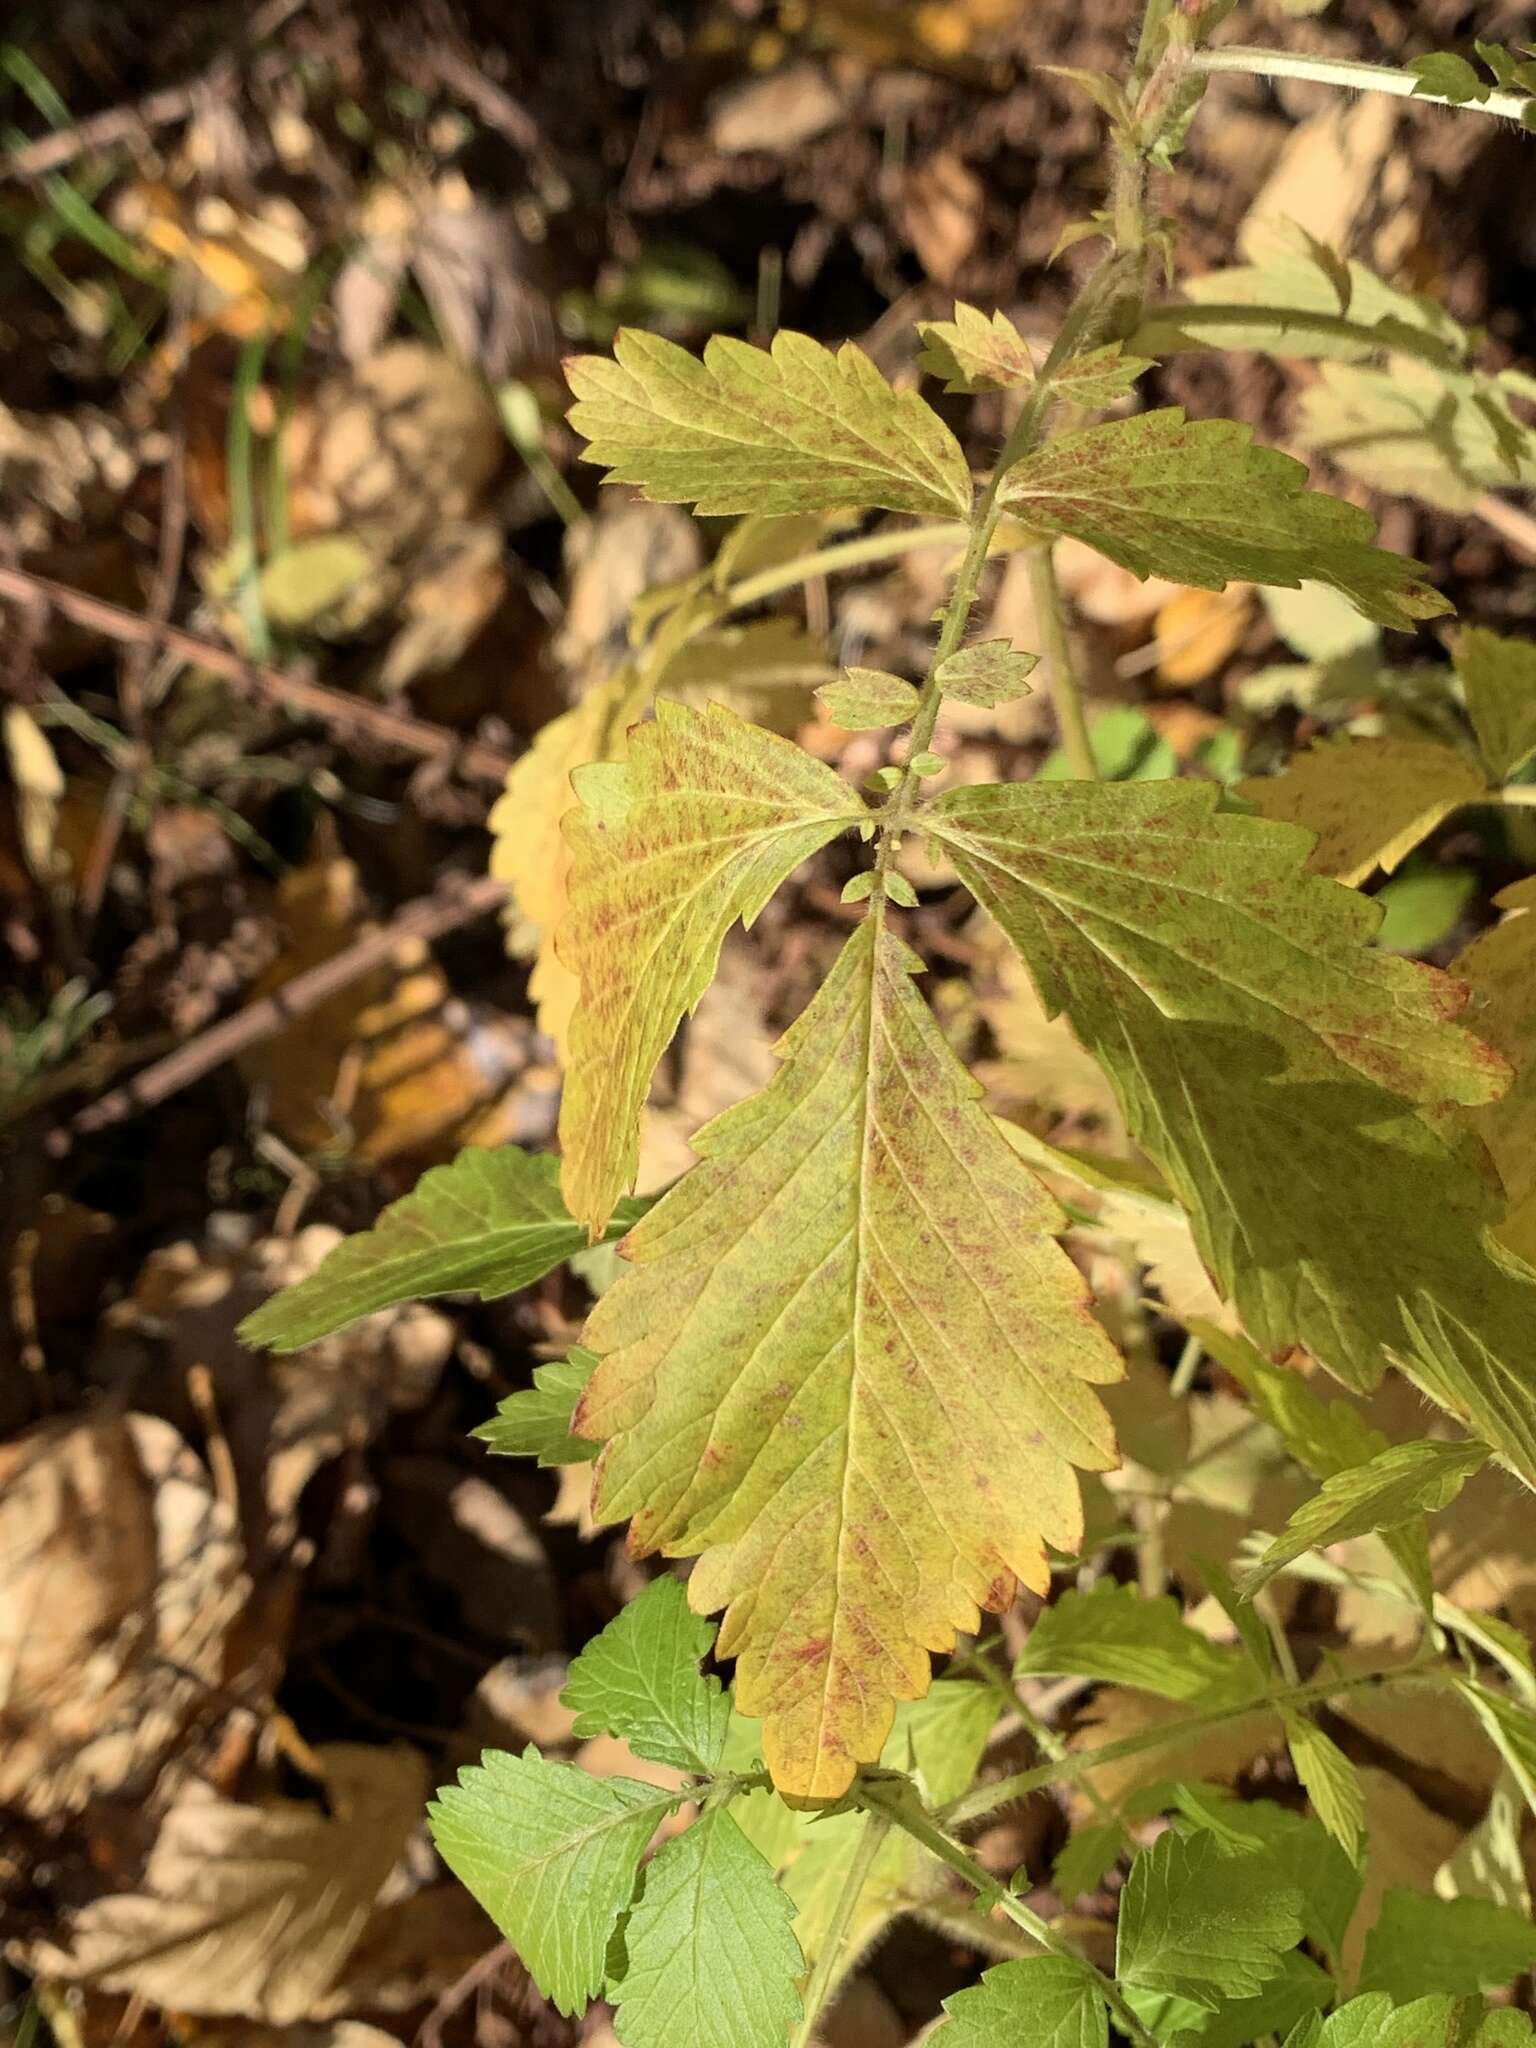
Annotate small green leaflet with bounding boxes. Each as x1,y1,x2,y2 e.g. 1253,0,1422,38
1294,1995,1535,2048
561,1576,729,1776
1457,627,1536,781
817,668,921,729
428,1749,675,2017
1280,1708,1365,1862
936,639,1039,708
931,1957,1107,2048
1015,1583,1259,1704
1050,343,1155,410
476,1349,600,1467
1116,1829,1304,2009
1238,1438,1487,1596
558,700,867,1236
1358,1889,1536,2001
921,777,1536,1487
567,328,973,519
1408,50,1492,103
239,1146,645,1351
916,302,1037,392
998,409,1449,628
608,1806,803,2048
1238,736,1488,887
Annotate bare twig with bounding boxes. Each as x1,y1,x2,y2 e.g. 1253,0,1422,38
0,564,515,784
57,868,508,1147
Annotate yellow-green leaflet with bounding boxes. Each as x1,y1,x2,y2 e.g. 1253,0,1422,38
557,700,867,1236
574,914,1122,1799
1239,735,1489,886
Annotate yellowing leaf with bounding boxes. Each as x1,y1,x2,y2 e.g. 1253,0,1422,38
916,303,1036,392
923,779,1536,1483
1299,360,1535,516
1153,585,1253,688
1458,627,1536,781
558,700,867,1235
1455,878,1536,1265
818,668,921,729
567,328,973,519
936,639,1039,708
576,915,1122,1798
1239,736,1489,886
999,409,1448,630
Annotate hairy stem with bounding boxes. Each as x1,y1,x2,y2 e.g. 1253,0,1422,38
943,1653,1449,1827
855,1780,1161,2048
790,1811,893,2048
1027,546,1099,780
1193,44,1533,125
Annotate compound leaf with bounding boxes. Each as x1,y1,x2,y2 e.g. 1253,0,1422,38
818,668,921,729
558,699,867,1236
240,1147,641,1351
609,1806,803,2048
568,328,972,519
937,639,1040,708
1239,1438,1487,1596
1015,1582,1259,1704
931,1957,1107,2048
562,1575,730,1775
924,778,1536,1485
999,409,1448,628
1116,1829,1304,2009
476,1348,600,1466
1458,627,1536,780
575,915,1122,1798
917,303,1037,393
1358,1889,1536,2001
1238,736,1488,886
428,1749,675,2016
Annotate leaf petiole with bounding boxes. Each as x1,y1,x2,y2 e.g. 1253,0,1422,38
1193,44,1533,124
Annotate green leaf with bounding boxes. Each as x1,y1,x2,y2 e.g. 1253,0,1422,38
1374,864,1478,956
428,1749,675,2016
1300,1996,1534,2048
567,328,973,519
936,639,1039,708
1015,1582,1259,1704
1051,343,1154,409
1238,1438,1487,1595
240,1147,641,1351
1409,51,1491,103
609,1806,803,2048
1052,1821,1127,1904
1036,705,1176,782
1127,1952,1333,2048
998,410,1449,629
1237,737,1488,887
1358,1889,1536,2001
818,668,921,729
258,535,370,629
576,915,1122,1798
1116,1829,1304,2009
1452,878,1536,1267
476,1349,600,1466
931,1957,1107,2048
922,778,1536,1483
917,303,1037,392
557,699,867,1236
561,1576,729,1775
1208,1803,1362,1964
1280,1708,1365,1861
1457,627,1536,781
1456,1679,1536,1821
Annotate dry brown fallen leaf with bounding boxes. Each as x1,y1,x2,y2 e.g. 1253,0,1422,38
21,1743,428,2026
0,1411,246,1818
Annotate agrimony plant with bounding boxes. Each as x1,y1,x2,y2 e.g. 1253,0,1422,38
244,3,1536,2041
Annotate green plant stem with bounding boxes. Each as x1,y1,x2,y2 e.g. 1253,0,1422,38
943,1653,1448,1827
1193,44,1533,124
855,1779,1161,2048
724,522,970,613
1134,299,1466,373
1028,545,1098,780
789,1811,892,2048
